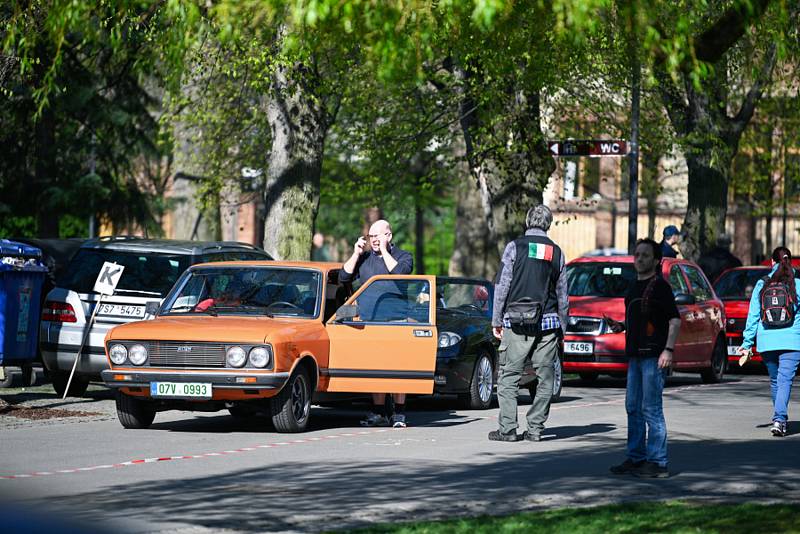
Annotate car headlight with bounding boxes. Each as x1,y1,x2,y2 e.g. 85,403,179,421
438,332,462,348
109,344,128,365
248,346,272,368
226,346,247,368
129,344,148,366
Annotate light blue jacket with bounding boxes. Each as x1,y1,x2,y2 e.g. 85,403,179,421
741,265,800,352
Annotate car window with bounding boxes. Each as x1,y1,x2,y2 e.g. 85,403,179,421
567,263,636,297
437,279,492,317
713,269,774,300
682,265,713,302
351,279,431,323
59,249,192,297
163,266,320,317
668,266,689,296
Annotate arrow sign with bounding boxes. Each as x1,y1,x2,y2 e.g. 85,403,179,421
548,140,628,157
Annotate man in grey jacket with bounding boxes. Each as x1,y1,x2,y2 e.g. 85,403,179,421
490,204,568,442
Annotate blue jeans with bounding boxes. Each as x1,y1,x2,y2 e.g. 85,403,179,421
761,351,800,424
625,357,668,467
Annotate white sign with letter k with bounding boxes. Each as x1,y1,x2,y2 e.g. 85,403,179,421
94,262,125,296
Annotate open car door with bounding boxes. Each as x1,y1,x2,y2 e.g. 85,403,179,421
324,275,437,394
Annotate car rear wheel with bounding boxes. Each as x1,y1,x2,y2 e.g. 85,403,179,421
271,369,311,433
701,338,727,384
51,371,89,397
115,391,156,429
462,353,494,410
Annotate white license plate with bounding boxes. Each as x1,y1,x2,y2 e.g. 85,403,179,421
727,345,741,356
564,341,594,354
97,303,145,319
150,382,211,398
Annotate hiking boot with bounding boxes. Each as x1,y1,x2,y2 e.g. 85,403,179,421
360,412,390,427
522,430,541,442
609,458,645,475
488,430,521,442
632,461,669,478
771,421,787,437
391,414,407,428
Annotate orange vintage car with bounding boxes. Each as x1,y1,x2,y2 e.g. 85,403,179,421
102,261,438,432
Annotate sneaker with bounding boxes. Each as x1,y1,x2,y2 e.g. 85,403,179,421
609,458,645,475
632,461,669,478
391,414,407,428
488,430,521,442
360,412,390,427
522,430,541,442
771,421,787,437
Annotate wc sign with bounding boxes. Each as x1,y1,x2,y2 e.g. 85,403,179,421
94,262,125,295
548,140,628,157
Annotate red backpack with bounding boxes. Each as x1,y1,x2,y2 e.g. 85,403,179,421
760,276,797,328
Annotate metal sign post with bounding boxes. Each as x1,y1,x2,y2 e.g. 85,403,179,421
62,262,124,399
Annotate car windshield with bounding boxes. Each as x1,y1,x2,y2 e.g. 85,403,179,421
163,267,321,317
713,268,790,300
436,279,492,317
59,249,193,297
567,263,637,298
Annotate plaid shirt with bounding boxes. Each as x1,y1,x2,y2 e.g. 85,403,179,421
503,312,562,332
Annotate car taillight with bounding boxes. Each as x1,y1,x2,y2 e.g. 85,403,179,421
42,301,77,323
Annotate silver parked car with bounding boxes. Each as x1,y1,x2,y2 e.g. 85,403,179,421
39,237,272,396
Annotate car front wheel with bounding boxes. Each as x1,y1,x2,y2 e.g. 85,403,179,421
701,338,727,384
463,353,494,410
271,369,312,433
115,391,156,429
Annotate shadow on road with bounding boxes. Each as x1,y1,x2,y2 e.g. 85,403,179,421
15,435,797,533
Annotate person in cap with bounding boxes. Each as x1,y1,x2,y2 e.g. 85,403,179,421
659,226,680,259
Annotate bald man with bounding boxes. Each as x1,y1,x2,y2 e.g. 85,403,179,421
339,219,414,427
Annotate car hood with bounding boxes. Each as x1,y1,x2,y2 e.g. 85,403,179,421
106,315,318,344
722,299,750,318
568,296,626,322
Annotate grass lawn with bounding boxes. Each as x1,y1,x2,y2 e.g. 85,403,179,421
347,501,800,533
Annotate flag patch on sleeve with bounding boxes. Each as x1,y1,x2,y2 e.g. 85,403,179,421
528,243,554,261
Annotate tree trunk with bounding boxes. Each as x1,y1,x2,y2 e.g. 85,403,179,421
450,64,554,276
263,61,328,260
681,153,730,260
35,107,59,237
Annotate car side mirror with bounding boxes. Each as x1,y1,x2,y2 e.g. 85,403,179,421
145,301,161,316
334,304,359,323
675,293,696,305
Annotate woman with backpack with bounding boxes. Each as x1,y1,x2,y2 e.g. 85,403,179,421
738,246,800,437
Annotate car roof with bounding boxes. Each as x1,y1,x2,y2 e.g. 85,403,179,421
189,260,343,270
569,255,687,265
79,237,268,256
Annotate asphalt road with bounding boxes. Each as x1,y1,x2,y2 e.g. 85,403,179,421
1,372,798,533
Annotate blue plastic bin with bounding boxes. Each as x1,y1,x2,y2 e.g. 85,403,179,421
0,240,48,366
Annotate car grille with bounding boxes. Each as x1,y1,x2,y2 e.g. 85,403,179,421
147,341,226,368
726,317,746,332
565,317,604,335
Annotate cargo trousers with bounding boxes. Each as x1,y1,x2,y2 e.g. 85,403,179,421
497,328,559,436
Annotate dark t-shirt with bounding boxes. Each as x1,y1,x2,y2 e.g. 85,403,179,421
625,275,680,358
660,240,678,258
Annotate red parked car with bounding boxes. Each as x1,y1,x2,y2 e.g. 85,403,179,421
563,256,727,382
713,265,800,368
